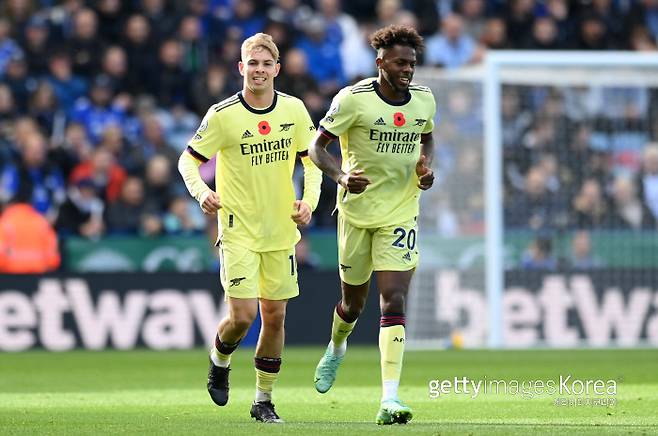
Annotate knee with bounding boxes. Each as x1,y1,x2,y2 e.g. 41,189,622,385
380,289,406,314
342,299,365,320
261,307,286,331
232,311,257,332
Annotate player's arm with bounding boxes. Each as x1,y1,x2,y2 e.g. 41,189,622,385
308,130,370,193
291,152,322,226
177,151,221,215
416,132,435,190
179,108,224,214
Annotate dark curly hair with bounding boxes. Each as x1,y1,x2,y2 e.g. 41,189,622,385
369,25,424,53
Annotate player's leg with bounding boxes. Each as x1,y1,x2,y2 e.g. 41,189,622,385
372,218,418,424
208,297,258,406
249,298,287,423
208,242,260,407
315,214,373,393
376,270,414,424
249,248,298,423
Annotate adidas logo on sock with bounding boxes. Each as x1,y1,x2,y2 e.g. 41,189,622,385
374,117,386,125
242,130,254,139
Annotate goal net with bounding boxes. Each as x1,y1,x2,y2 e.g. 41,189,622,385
407,52,658,349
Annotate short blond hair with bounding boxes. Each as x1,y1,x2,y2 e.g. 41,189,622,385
241,33,279,62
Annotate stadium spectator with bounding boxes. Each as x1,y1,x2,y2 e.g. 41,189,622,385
162,195,205,235
95,0,126,43
607,175,656,230
505,0,536,48
69,146,127,203
69,74,125,144
457,0,487,40
629,25,658,51
276,48,318,99
20,15,52,76
49,122,93,177
267,0,313,35
99,45,129,96
0,84,16,138
520,235,558,270
55,177,105,238
628,0,658,43
140,0,179,41
28,80,65,136
191,62,235,115
3,52,33,114
105,176,160,235
177,15,208,75
524,17,562,50
0,132,66,223
228,0,267,40
295,14,346,96
143,154,179,215
154,102,201,152
506,166,564,230
572,178,608,228
0,17,23,77
568,230,603,270
0,185,61,274
67,8,105,78
151,39,192,109
120,14,159,96
374,0,403,29
574,13,614,50
480,17,510,49
425,14,482,68
130,114,180,172
317,0,368,83
638,144,658,220
46,52,88,113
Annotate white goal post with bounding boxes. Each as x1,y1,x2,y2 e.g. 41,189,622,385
407,51,658,349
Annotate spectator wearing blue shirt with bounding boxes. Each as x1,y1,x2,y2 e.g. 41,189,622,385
425,14,482,69
0,18,23,78
1,133,66,222
46,52,88,113
295,15,346,96
70,74,125,144
225,0,267,41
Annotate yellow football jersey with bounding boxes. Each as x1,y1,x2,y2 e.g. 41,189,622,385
319,78,436,228
187,91,317,251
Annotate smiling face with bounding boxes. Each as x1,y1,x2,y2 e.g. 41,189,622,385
377,44,416,95
239,46,280,96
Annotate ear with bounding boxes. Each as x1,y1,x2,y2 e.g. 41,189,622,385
375,57,383,70
238,61,245,77
273,62,281,77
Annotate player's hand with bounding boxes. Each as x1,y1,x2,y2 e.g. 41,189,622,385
416,155,434,190
199,190,221,215
338,170,371,194
291,200,312,226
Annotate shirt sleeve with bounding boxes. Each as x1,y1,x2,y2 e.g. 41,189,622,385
318,88,356,137
423,93,437,134
186,107,223,161
294,99,317,155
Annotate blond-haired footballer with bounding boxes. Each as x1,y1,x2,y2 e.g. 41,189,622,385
178,33,322,423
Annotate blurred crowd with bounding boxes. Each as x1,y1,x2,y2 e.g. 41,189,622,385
3,0,658,271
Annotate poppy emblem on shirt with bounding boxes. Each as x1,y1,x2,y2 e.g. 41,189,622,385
393,112,406,127
258,121,271,135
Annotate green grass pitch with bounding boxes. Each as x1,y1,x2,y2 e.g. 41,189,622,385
1,347,657,435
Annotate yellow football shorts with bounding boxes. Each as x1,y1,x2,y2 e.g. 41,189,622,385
337,214,419,285
218,242,299,300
